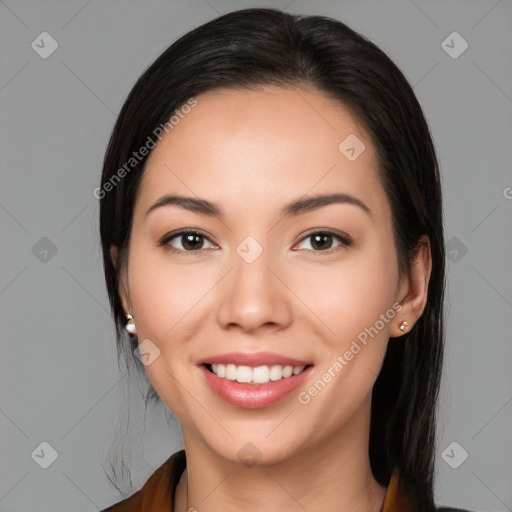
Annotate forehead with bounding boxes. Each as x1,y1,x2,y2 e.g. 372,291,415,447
135,85,388,222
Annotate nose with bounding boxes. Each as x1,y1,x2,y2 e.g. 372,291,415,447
216,243,293,334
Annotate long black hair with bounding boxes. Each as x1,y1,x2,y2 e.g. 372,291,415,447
99,8,445,510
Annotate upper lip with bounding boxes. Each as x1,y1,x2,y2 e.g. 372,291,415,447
198,351,313,368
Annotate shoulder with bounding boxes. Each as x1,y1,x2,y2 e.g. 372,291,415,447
100,449,186,512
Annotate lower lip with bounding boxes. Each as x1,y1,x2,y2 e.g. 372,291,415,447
199,365,313,409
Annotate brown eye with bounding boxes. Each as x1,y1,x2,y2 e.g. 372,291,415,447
160,230,216,253
179,233,205,251
295,231,351,253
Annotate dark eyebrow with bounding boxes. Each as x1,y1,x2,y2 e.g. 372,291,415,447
281,193,372,219
145,194,222,218
145,192,372,220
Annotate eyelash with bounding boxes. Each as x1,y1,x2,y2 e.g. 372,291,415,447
159,229,352,255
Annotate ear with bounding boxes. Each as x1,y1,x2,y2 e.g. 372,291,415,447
110,244,132,315
390,235,432,338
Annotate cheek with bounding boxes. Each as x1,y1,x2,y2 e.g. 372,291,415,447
126,235,226,375
125,243,213,414
292,250,399,425
128,259,209,340
292,243,399,345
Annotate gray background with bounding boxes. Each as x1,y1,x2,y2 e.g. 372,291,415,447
1,0,511,510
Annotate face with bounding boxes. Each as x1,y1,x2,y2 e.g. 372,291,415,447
115,85,415,466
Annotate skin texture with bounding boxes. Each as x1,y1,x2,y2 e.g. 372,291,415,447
111,85,432,511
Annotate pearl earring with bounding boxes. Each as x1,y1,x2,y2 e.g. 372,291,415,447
399,321,409,332
125,314,137,334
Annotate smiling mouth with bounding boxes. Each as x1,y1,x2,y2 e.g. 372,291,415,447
202,363,314,385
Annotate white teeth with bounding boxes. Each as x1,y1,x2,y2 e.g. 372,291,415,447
236,366,253,383
269,365,285,381
209,363,306,384
282,365,293,378
225,364,237,380
213,363,225,377
252,366,269,384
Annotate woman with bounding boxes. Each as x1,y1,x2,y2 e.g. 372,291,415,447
98,8,472,512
